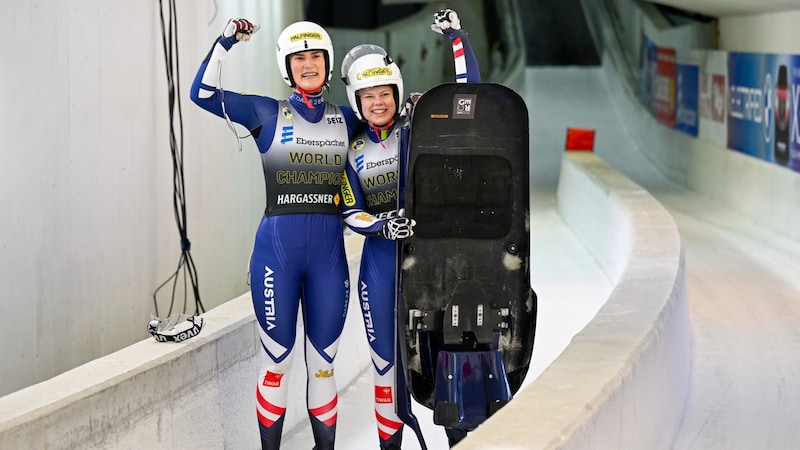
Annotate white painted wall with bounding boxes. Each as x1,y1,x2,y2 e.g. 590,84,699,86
0,0,302,396
719,11,800,55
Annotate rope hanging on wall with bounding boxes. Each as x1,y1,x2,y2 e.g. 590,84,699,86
153,0,205,318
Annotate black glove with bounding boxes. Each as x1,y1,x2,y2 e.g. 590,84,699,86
380,217,416,240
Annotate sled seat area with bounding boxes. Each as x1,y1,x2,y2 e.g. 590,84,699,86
413,154,513,240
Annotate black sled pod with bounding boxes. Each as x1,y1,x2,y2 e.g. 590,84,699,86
398,82,537,440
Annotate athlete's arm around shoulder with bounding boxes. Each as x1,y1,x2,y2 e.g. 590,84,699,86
340,105,365,139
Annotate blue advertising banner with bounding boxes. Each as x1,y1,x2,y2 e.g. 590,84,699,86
728,52,793,164
787,57,800,171
675,63,699,136
639,33,800,174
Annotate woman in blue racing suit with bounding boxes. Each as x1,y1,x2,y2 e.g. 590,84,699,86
190,19,362,450
338,10,480,450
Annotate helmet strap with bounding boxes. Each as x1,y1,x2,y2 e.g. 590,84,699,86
295,83,325,109
371,118,394,149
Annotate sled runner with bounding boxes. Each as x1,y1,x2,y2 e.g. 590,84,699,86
397,82,537,445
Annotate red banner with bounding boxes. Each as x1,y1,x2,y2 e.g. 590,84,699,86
655,47,677,127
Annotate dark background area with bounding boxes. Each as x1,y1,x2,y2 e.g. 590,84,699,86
518,0,600,65
305,0,426,29
305,0,600,66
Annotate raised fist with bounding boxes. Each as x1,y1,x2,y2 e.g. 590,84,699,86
223,18,259,41
380,217,416,240
431,9,461,34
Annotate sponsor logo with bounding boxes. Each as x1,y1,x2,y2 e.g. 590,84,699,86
280,126,293,144
354,155,398,174
351,138,366,151
281,107,293,120
729,84,764,123
353,212,377,223
457,97,473,113
294,137,346,148
341,172,356,207
700,73,726,123
342,279,350,318
357,67,392,80
375,385,393,404
355,154,365,172
276,193,335,205
315,369,334,378
453,94,477,119
263,371,284,387
151,325,202,343
374,210,398,220
365,155,398,170
289,32,322,42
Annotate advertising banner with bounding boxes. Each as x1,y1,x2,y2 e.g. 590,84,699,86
728,52,793,163
655,47,677,128
785,57,800,171
675,58,699,137
697,50,728,147
640,36,657,114
641,35,800,174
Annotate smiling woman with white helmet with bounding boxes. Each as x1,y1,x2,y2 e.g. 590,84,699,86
275,20,335,106
338,9,480,450
190,18,362,450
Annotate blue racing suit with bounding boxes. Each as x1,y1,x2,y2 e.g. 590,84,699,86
340,26,479,449
190,32,362,450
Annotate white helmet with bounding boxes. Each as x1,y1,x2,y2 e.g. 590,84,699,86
275,21,334,87
341,44,404,121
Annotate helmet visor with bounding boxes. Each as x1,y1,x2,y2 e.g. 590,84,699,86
341,44,389,81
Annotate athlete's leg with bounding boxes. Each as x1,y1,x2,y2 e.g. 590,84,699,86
250,215,304,450
359,237,404,449
302,215,350,450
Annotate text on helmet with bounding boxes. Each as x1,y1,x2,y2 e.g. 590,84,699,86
357,67,393,80
290,32,323,42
